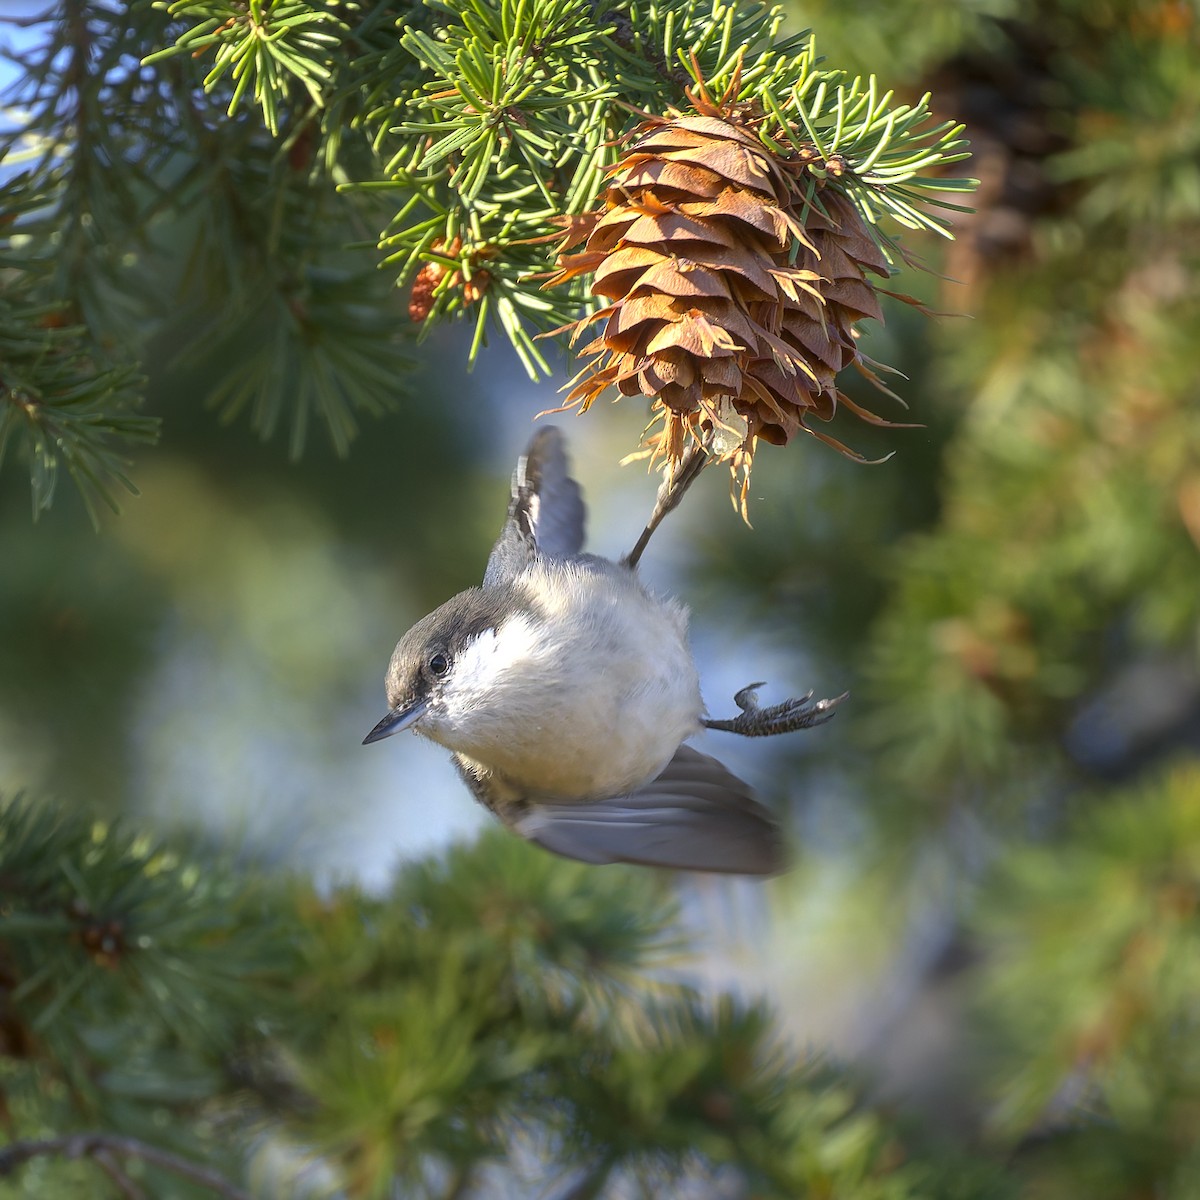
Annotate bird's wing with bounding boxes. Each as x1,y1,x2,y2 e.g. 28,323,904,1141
511,745,787,875
484,426,586,587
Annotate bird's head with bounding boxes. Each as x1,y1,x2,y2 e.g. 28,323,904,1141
362,587,519,747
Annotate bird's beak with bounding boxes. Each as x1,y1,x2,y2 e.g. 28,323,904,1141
362,698,428,745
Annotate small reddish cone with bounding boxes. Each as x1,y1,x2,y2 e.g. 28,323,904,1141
408,237,493,322
546,89,915,511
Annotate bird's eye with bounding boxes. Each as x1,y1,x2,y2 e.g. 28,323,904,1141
428,652,450,677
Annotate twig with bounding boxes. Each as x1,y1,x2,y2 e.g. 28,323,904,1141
92,1148,148,1200
0,1133,251,1200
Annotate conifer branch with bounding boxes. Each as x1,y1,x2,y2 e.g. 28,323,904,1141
0,185,158,526
150,0,975,378
2,1,975,518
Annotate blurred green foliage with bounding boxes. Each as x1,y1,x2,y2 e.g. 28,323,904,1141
1,800,983,1199
2,0,1200,1198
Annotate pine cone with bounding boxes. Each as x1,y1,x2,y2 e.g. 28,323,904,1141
547,103,912,503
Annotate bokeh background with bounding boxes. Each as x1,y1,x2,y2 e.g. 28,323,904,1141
3,1,1200,1197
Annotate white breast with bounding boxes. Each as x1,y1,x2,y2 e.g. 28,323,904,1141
429,560,703,800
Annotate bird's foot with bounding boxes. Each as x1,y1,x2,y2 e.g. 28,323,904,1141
703,682,848,738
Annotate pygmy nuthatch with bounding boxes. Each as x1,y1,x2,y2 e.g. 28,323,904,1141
364,427,843,874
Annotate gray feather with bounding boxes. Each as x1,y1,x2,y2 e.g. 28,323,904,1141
511,745,787,875
484,426,586,587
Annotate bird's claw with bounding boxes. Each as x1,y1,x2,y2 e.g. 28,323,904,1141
731,681,768,711
705,684,848,737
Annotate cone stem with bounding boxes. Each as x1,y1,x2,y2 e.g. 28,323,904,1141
624,441,710,569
